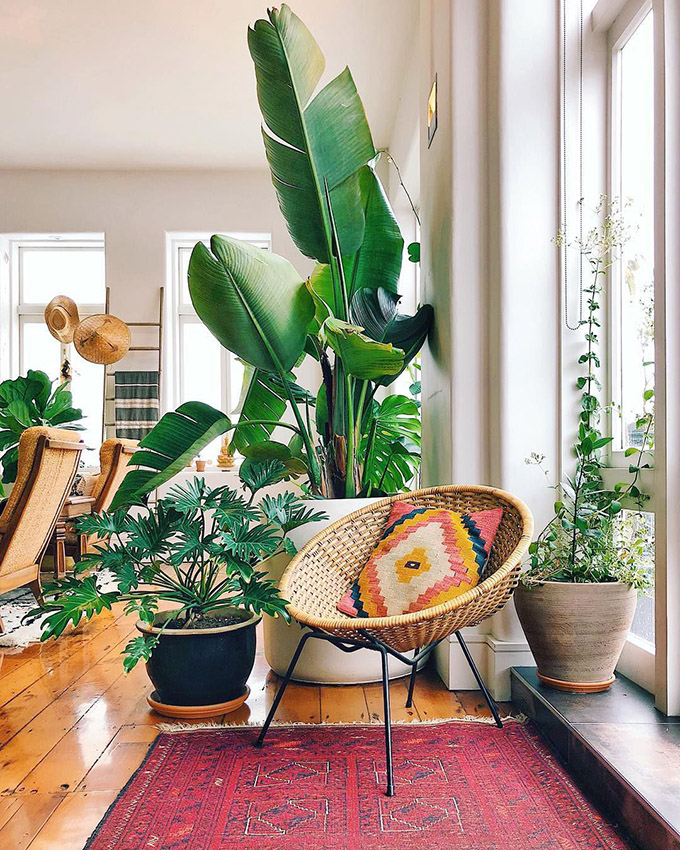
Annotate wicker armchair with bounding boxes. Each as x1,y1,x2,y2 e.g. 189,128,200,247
0,427,84,632
67,438,138,557
256,485,534,795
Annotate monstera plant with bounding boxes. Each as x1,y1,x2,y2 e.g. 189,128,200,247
0,370,83,491
112,5,432,509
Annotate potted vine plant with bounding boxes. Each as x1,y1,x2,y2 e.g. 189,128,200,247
107,6,432,684
0,370,83,494
516,197,653,693
34,467,327,717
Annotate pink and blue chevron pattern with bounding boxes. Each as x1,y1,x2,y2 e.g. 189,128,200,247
337,501,504,619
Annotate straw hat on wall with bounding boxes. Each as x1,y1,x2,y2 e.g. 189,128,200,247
73,314,131,365
44,296,80,344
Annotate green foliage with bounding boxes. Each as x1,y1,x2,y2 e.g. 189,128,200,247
109,6,433,509
359,394,421,495
525,199,653,590
0,370,83,486
33,470,327,671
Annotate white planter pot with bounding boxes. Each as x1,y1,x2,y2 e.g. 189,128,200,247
263,498,415,684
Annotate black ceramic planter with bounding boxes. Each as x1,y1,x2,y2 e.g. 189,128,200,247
137,607,260,711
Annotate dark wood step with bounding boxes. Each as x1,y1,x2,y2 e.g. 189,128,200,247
511,666,680,850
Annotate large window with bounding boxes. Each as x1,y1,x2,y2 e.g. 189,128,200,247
0,234,106,465
166,233,271,458
606,1,655,672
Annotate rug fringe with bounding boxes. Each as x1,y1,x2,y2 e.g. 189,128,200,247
156,714,527,733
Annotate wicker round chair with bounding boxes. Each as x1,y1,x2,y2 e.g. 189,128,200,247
256,485,534,795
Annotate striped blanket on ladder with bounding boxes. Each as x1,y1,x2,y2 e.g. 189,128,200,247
114,371,159,440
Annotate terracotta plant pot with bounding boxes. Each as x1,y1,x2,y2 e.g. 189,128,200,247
515,581,637,693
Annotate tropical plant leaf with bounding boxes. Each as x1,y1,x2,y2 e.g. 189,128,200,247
122,634,159,673
248,4,375,263
238,458,288,498
259,492,328,533
322,317,404,380
310,165,404,301
231,365,312,454
0,371,83,484
360,395,421,494
351,287,433,385
188,235,314,374
36,575,118,641
109,402,232,510
221,523,282,561
229,570,290,620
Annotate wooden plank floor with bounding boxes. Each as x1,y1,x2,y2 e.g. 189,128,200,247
0,601,513,849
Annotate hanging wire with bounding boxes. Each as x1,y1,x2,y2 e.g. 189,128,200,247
563,0,585,331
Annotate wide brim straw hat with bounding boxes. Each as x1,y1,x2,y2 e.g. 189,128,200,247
44,296,80,344
73,314,131,365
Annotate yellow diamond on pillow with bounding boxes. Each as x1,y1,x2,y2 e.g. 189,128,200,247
337,501,504,618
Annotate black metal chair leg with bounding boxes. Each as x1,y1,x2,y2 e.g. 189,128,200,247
254,631,312,747
379,647,395,796
455,631,503,728
405,659,418,708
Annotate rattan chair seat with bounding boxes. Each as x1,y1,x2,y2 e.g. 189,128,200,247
279,485,534,653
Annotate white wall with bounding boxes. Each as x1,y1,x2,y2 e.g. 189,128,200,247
0,168,315,409
421,0,561,694
0,168,308,316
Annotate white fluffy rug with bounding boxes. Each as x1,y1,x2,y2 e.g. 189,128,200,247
0,569,118,649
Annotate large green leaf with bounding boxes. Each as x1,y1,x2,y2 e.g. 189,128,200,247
360,395,421,494
322,317,404,380
310,166,404,300
188,235,314,374
110,402,232,509
248,4,375,262
231,365,313,455
351,288,434,386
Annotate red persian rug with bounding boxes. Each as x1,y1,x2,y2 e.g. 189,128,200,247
86,722,633,850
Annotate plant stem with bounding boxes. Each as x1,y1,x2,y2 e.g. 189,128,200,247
345,373,356,497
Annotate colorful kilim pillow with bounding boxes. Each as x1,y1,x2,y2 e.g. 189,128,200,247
337,501,504,618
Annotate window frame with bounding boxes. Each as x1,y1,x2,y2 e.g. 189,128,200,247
0,234,106,464
598,0,656,684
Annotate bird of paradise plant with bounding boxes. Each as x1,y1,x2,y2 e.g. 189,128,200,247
112,5,432,509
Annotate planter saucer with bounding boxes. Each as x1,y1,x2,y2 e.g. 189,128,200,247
147,685,250,719
537,673,615,693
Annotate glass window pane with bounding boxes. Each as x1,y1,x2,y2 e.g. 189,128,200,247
20,321,61,377
20,247,105,305
615,510,655,644
181,322,223,460
618,12,654,450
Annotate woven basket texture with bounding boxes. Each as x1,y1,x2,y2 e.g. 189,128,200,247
0,427,83,576
279,485,534,653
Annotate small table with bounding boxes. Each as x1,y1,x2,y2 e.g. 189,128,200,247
50,496,95,578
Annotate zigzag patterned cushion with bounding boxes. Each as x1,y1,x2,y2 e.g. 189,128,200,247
337,500,503,618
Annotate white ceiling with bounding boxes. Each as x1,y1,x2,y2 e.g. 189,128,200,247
0,0,418,169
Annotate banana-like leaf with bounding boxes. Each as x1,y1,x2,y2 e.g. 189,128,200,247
322,317,404,380
231,365,287,454
351,288,434,386
110,402,231,509
188,235,314,374
231,364,314,455
360,395,421,494
248,5,375,262
310,166,403,301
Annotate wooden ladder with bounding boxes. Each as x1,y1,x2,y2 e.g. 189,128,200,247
101,285,164,441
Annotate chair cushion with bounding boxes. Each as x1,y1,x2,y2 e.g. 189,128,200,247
336,500,503,618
